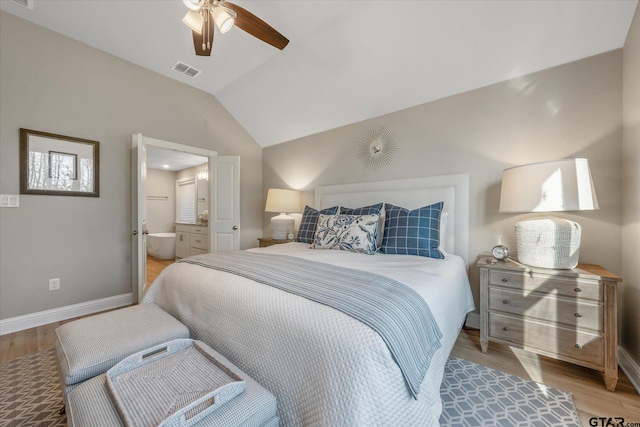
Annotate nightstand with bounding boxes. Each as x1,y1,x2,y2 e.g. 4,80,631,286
257,237,293,247
477,255,622,391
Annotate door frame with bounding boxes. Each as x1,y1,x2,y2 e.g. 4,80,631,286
132,134,217,302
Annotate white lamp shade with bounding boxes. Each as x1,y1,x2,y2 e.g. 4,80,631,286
211,6,235,33
499,158,599,213
265,189,301,213
183,10,204,33
183,0,205,11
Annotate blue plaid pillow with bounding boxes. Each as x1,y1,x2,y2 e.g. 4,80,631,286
380,202,445,258
340,203,383,216
295,205,339,244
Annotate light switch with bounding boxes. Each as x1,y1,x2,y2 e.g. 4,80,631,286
0,194,19,207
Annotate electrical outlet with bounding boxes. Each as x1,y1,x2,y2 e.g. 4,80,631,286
49,278,60,291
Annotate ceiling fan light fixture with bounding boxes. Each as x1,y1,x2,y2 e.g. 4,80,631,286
211,6,235,33
183,0,204,11
183,10,204,34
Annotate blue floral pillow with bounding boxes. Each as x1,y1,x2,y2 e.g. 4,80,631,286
380,202,445,259
295,205,339,244
341,202,385,248
312,214,380,255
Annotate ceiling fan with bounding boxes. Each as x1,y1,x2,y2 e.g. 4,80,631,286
182,0,289,56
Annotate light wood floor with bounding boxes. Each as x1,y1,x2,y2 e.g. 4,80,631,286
1,319,638,425
146,255,174,287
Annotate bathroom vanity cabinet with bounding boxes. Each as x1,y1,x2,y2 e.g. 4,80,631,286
175,223,208,258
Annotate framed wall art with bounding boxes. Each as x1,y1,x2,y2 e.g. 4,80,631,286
20,128,100,197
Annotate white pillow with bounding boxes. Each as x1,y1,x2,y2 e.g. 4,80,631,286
439,212,449,254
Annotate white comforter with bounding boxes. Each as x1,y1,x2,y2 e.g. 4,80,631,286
143,243,474,426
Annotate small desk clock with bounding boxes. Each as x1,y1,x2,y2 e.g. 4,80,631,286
491,244,510,260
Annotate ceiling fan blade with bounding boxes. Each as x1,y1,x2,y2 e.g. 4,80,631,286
192,11,215,56
225,2,289,50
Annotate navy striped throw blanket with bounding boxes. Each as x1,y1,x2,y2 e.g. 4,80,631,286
178,251,443,399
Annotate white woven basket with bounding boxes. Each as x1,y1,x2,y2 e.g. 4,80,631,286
515,217,581,269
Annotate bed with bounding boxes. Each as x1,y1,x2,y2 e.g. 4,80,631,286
143,174,475,426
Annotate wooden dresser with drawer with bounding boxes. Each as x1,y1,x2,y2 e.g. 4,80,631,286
477,256,622,391
257,237,293,247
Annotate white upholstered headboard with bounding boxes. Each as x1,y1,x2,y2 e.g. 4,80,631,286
314,174,469,266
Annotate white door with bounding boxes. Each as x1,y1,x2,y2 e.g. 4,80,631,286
131,133,148,302
210,156,240,252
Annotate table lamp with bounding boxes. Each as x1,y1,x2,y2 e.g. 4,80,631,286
499,158,599,269
265,188,301,240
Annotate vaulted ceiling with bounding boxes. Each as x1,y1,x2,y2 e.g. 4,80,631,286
1,0,637,147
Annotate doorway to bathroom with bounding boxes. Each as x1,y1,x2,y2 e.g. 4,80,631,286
132,134,240,302
144,145,209,288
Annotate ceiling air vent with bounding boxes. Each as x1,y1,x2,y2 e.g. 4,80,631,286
171,61,201,78
11,0,33,9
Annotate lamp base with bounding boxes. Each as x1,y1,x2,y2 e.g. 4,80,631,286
515,217,581,269
271,213,294,240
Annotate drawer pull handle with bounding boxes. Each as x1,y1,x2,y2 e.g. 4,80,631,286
574,313,582,318
502,299,510,305
574,287,582,293
502,278,509,283
502,326,510,332
575,344,583,350
195,240,201,243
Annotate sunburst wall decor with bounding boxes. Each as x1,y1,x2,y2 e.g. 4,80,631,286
357,125,398,171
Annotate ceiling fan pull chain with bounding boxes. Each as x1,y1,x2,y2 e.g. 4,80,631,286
202,12,207,50
206,12,211,50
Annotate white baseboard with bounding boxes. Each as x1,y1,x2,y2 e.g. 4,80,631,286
619,345,640,394
465,311,480,330
0,293,135,335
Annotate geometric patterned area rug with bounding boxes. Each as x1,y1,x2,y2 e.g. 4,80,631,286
0,350,580,427
440,357,581,426
0,349,66,427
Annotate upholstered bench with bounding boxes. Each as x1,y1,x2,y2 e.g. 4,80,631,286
66,341,279,427
54,303,189,401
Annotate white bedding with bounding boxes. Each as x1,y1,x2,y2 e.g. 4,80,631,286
143,243,474,426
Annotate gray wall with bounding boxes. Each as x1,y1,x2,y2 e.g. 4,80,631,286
264,50,624,335
622,5,640,370
146,169,177,234
0,12,263,320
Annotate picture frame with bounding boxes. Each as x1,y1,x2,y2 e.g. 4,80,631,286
20,128,100,197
